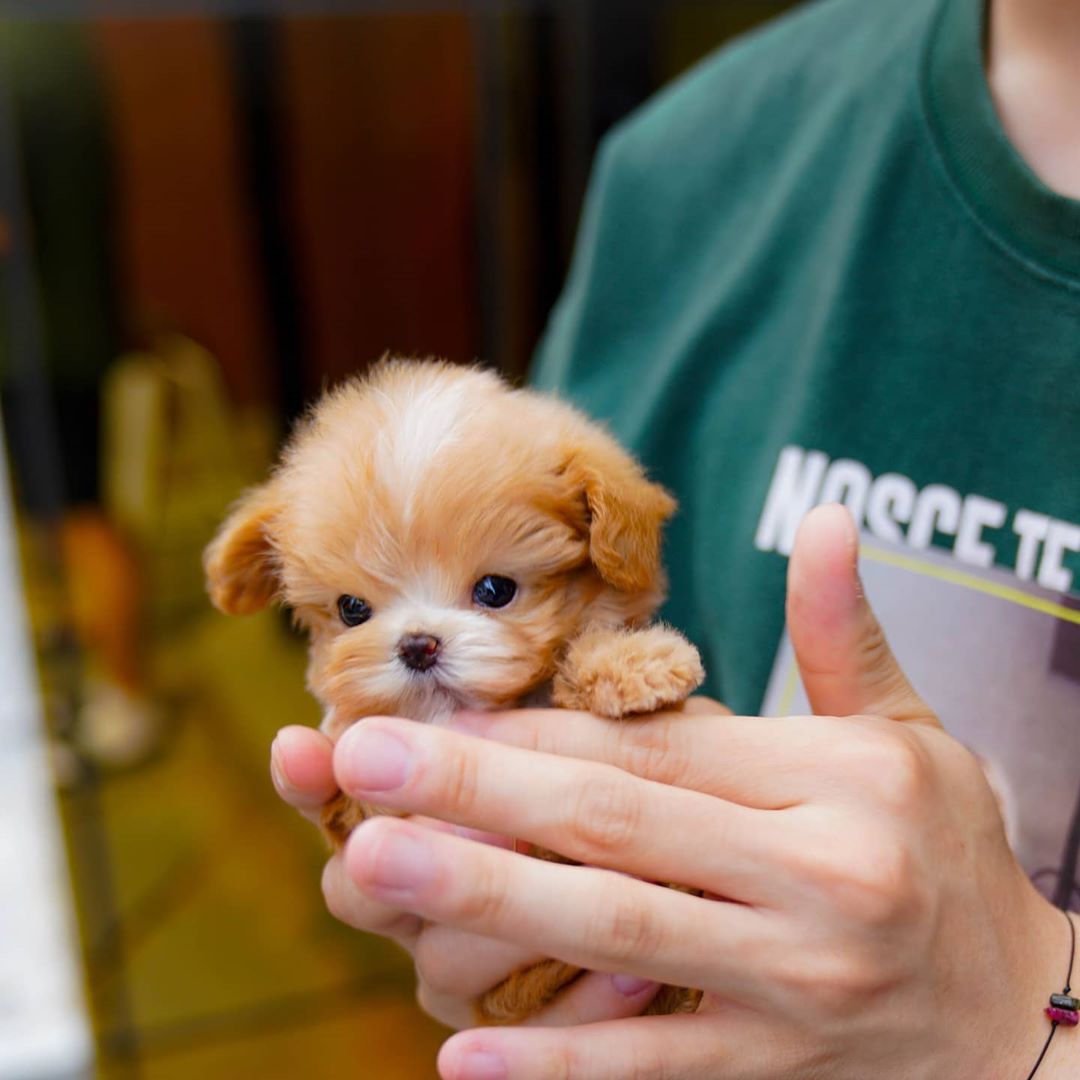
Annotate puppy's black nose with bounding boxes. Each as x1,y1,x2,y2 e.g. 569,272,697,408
398,633,440,672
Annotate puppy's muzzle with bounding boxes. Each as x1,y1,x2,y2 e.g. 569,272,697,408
398,633,441,672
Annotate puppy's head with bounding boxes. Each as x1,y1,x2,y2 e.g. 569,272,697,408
205,359,674,731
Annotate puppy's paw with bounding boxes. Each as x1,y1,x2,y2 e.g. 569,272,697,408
552,624,705,719
475,959,583,1025
320,790,369,850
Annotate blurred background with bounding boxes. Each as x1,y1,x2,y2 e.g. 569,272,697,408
0,2,802,1077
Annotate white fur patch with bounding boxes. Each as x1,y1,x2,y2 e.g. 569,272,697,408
374,377,470,522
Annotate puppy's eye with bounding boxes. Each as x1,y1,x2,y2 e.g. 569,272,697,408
337,595,373,627
472,575,517,609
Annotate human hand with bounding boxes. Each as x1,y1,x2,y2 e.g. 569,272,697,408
269,726,666,1029
327,505,1074,1079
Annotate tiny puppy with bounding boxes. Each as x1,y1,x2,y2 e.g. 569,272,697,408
204,358,705,1021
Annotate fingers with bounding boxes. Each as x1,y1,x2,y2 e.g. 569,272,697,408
334,718,786,902
438,1014,743,1080
321,850,423,947
417,978,474,1031
271,725,339,824
416,924,547,1002
420,949,663,1032
451,705,836,808
320,811,515,942
343,816,775,1003
786,505,938,726
415,927,546,1030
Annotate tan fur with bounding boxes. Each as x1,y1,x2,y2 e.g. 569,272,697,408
319,790,377,848
204,358,705,1023
203,483,283,615
474,959,584,1024
553,624,704,718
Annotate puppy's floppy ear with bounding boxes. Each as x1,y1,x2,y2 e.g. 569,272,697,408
562,433,676,593
204,482,283,615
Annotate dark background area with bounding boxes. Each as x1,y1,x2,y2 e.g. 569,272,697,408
1,0,803,510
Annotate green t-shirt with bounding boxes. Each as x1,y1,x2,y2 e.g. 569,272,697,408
532,0,1079,887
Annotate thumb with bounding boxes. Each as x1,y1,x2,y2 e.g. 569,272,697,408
786,504,937,724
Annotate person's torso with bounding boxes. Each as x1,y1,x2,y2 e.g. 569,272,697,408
533,0,1080,894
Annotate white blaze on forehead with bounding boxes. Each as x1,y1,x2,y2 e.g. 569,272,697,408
373,376,471,521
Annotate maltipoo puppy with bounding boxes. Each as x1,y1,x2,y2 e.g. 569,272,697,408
205,358,704,1020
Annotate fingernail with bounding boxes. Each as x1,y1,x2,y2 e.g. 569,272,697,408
269,739,292,793
612,974,658,997
342,725,414,792
366,828,436,893
458,1050,507,1080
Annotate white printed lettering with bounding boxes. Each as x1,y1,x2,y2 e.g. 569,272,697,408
819,459,873,528
755,446,1078,593
955,495,1007,568
866,473,917,544
1037,521,1080,593
754,446,828,555
908,484,962,548
1013,510,1050,582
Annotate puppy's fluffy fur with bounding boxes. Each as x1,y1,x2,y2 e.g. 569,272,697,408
205,358,704,1021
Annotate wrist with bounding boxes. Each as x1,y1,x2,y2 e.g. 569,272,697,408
951,873,1072,1080
1003,893,1077,1080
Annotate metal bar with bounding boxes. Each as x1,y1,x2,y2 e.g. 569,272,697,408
468,7,510,372
226,17,308,421
551,0,591,265
0,41,65,518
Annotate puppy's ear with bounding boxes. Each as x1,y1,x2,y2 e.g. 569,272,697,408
562,434,676,593
204,482,283,615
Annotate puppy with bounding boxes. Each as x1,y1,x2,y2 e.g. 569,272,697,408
204,358,705,1021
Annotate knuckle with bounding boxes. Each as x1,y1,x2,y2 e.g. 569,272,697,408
844,846,918,925
873,734,931,811
586,888,664,963
546,1047,574,1080
439,739,482,817
567,772,642,861
782,949,885,1018
839,729,930,811
617,719,681,782
808,827,920,927
454,852,509,928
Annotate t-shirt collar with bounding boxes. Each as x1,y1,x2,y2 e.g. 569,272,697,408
922,0,1080,283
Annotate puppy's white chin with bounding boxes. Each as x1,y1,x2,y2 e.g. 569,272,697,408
319,674,539,737
319,676,471,735
397,677,505,725
408,688,458,726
